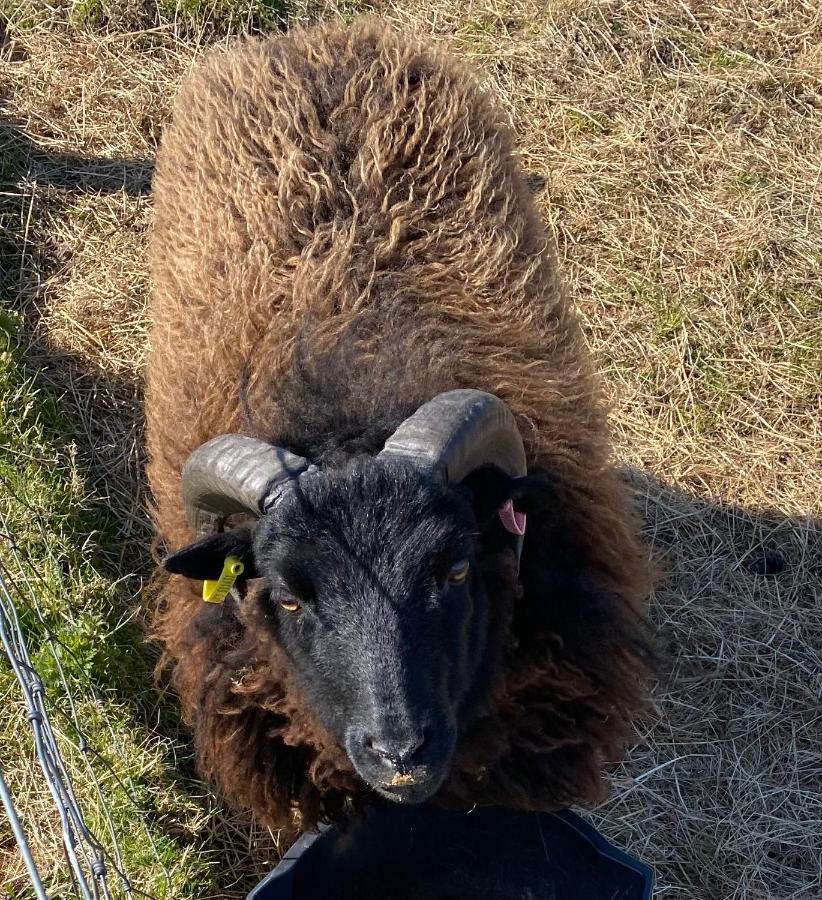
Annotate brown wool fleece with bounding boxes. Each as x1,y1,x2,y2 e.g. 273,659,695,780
146,18,652,829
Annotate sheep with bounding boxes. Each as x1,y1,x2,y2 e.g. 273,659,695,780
145,17,653,829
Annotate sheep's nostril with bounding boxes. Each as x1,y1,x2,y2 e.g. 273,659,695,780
363,735,391,760
367,738,390,760
365,730,428,770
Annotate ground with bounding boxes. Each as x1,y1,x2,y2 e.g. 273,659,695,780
0,1,820,898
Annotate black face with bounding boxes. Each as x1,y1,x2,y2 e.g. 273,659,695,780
252,458,492,802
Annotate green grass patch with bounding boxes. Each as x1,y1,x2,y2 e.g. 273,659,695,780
13,0,290,33
708,47,750,70
69,0,106,26
0,314,229,897
158,0,287,29
728,170,773,194
564,106,610,135
653,297,686,340
456,17,497,50
0,0,55,29
620,279,687,340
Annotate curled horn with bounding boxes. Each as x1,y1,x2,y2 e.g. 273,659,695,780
182,435,310,534
378,389,526,483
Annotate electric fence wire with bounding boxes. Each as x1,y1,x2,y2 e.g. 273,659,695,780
0,474,170,899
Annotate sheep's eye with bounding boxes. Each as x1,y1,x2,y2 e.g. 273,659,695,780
448,560,470,585
280,594,301,612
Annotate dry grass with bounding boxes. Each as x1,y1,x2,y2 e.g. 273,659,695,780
1,0,820,897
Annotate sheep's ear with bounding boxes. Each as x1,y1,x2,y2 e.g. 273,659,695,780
461,467,556,530
163,525,259,581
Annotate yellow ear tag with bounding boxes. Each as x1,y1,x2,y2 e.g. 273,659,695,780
202,556,244,604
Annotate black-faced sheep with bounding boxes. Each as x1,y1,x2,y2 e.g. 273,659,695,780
146,17,652,829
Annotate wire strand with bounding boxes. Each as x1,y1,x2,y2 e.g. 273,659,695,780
0,480,168,899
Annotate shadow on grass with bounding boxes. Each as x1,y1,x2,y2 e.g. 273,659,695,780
595,472,820,897
2,120,820,899
0,118,280,897
0,120,154,196
0,112,152,584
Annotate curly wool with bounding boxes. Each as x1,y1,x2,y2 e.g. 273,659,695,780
146,18,652,829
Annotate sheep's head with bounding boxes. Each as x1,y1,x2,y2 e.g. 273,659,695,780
164,391,542,803
257,458,497,802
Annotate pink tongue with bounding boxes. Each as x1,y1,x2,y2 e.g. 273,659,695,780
499,500,527,536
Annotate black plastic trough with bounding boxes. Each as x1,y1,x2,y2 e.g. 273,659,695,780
247,803,654,900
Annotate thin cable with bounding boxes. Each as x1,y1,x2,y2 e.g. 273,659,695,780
0,764,50,900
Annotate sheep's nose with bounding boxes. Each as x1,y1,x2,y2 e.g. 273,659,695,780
365,730,428,772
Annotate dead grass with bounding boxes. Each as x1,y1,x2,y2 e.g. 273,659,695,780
1,0,820,897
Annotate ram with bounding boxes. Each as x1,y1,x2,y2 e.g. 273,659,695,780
146,18,652,828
